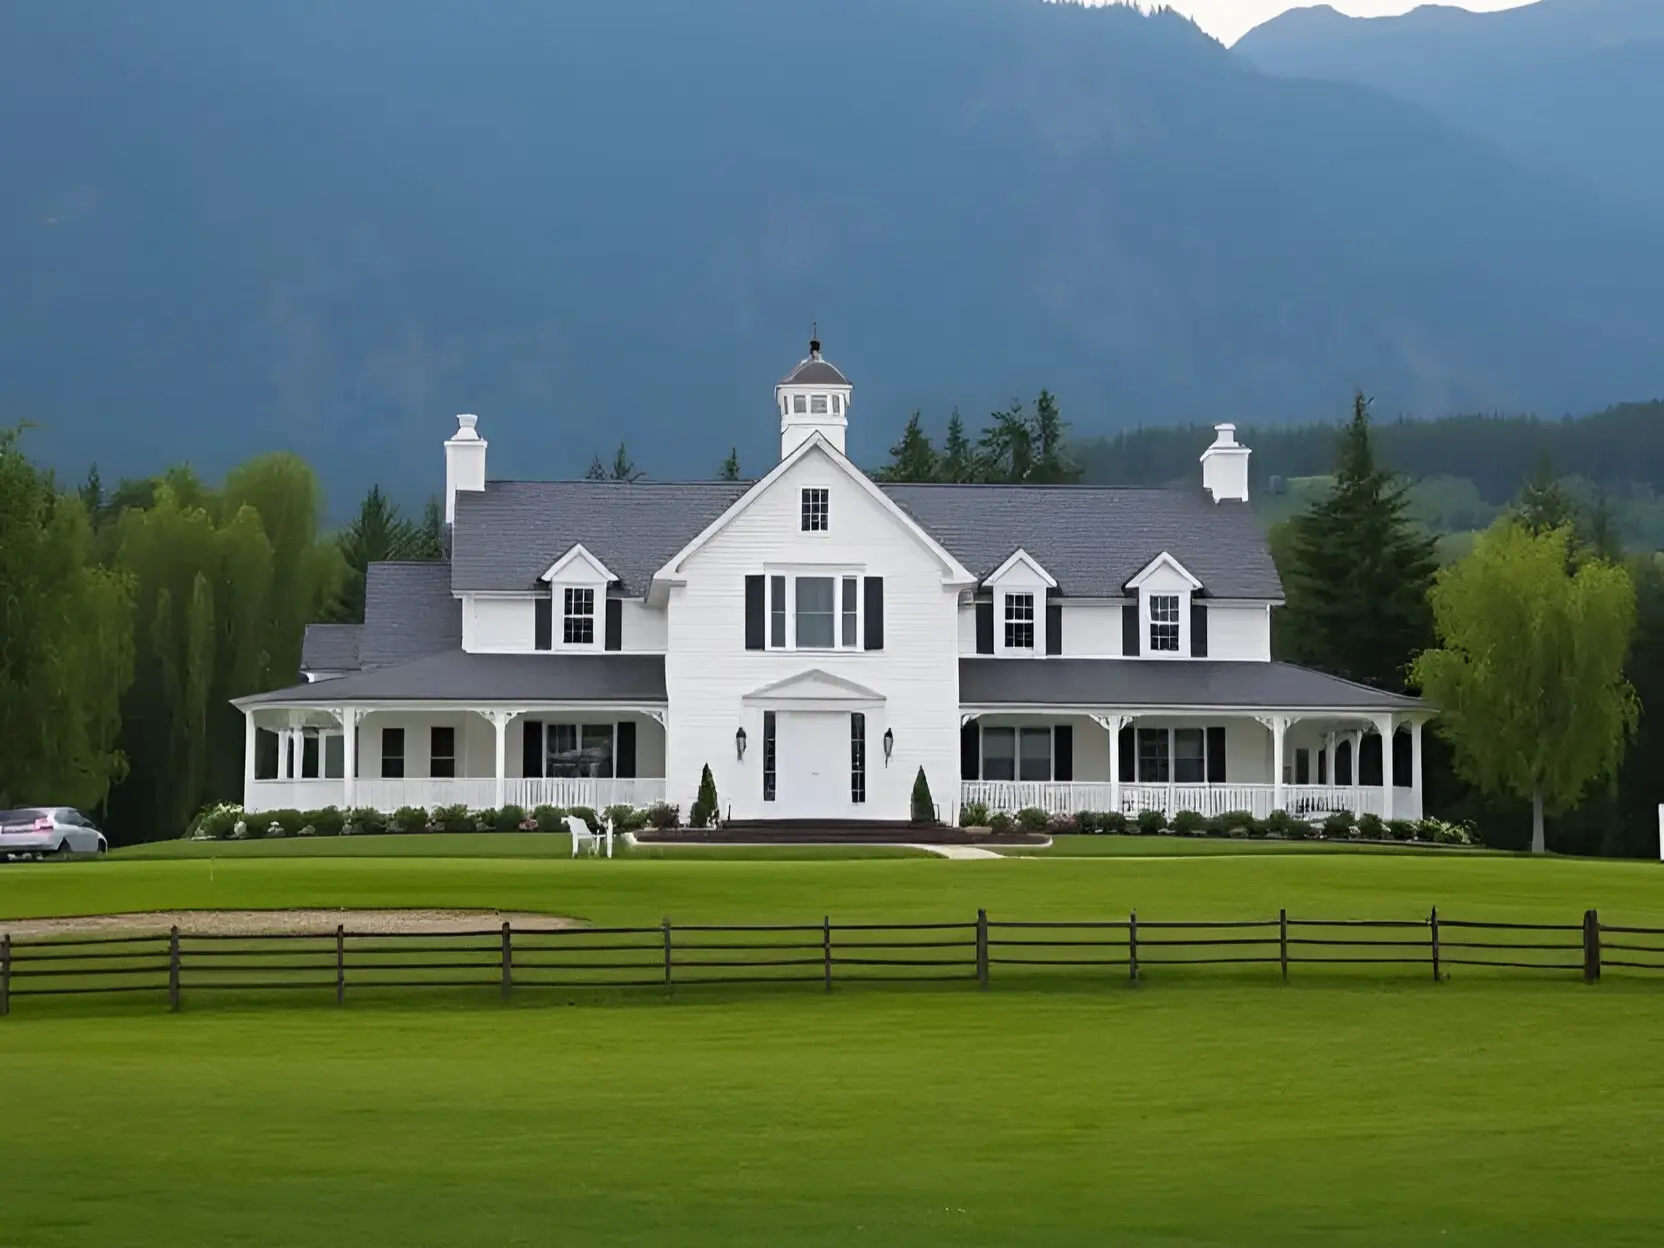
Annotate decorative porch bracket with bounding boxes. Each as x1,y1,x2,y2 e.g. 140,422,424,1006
1253,714,1295,815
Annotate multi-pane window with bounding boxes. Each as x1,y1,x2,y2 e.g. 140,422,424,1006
763,711,777,802
1173,728,1205,783
1137,728,1170,782
563,587,595,644
792,394,807,414
841,577,858,648
1149,594,1181,652
430,726,456,779
801,487,829,532
795,576,836,648
1018,727,1052,782
851,713,866,804
975,725,1053,781
1004,592,1035,650
810,395,829,415
545,723,614,778
981,727,1016,781
381,727,405,779
770,576,788,648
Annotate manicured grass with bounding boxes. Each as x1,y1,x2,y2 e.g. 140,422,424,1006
111,833,927,862
998,834,1496,858
5,985,1664,1245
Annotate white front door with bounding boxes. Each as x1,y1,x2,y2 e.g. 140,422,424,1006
775,711,851,818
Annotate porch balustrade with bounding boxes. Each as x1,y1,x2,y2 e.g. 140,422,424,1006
246,777,667,816
962,781,1412,822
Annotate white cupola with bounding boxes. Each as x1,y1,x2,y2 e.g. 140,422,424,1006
775,330,852,459
1200,422,1251,503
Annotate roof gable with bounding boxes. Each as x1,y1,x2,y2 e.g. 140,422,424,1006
742,668,886,708
540,543,616,584
983,548,1057,590
1125,551,1203,593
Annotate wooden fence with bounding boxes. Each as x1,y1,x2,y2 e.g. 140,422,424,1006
1,908,1658,1015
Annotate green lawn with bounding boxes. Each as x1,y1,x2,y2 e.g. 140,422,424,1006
111,832,928,862
5,843,1664,1245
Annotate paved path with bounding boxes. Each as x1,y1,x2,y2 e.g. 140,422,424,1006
911,843,1003,860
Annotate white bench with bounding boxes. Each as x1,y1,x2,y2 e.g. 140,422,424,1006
566,814,613,858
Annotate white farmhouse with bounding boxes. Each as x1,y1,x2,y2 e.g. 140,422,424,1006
236,338,1428,827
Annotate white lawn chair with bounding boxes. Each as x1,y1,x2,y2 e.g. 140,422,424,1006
566,814,614,858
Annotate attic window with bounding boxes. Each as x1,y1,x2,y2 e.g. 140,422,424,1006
1004,592,1035,650
563,587,595,645
1150,594,1180,652
793,394,807,414
801,488,829,532
810,395,829,415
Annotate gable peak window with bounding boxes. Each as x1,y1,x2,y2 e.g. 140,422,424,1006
801,487,829,532
563,587,596,645
1004,592,1035,651
1149,594,1180,652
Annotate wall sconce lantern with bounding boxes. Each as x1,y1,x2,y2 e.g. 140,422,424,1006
735,726,747,761
882,727,895,765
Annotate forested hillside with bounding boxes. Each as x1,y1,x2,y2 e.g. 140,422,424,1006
3,0,1662,498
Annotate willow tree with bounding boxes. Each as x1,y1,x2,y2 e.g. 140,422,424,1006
1412,523,1639,853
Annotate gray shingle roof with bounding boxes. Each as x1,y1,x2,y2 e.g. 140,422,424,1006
780,357,850,386
241,651,666,705
451,481,750,594
359,562,462,668
960,659,1422,712
300,624,362,674
884,485,1282,599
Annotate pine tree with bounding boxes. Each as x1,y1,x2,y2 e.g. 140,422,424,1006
609,442,643,482
584,455,607,480
691,763,720,828
873,412,939,483
327,485,419,623
1280,392,1437,691
718,447,741,481
978,402,1035,483
1515,452,1576,536
1029,389,1081,484
940,411,975,483
910,767,936,824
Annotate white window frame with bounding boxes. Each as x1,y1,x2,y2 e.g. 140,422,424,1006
765,566,864,653
977,724,1056,782
810,394,829,415
800,485,830,534
562,586,597,647
1148,593,1182,653
1002,591,1036,654
1134,726,1219,784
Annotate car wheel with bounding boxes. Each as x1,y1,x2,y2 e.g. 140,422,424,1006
53,841,76,861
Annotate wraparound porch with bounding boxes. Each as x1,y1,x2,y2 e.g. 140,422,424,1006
961,781,1416,821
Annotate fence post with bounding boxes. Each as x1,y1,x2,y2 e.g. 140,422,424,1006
1279,908,1289,982
336,924,346,1006
1,933,10,1017
1430,907,1441,983
1584,909,1601,983
168,925,181,1013
501,921,513,1000
662,918,673,992
823,916,832,994
976,909,989,990
1128,911,1139,984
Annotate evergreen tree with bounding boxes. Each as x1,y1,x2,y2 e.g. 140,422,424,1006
326,485,420,623
412,496,447,559
718,447,741,481
910,767,936,824
873,412,939,483
609,442,643,482
1280,393,1437,691
978,402,1034,483
940,411,975,483
1514,452,1577,536
584,455,607,481
1029,389,1080,484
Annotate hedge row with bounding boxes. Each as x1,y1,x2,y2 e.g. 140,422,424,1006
957,803,1480,846
188,800,688,840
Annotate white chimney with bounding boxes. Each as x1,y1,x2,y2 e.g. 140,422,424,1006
1200,423,1250,503
445,414,487,524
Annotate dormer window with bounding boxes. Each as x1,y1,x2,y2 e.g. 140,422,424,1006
1004,592,1035,650
563,587,595,645
810,395,828,414
1150,594,1180,652
801,487,829,532
793,394,807,414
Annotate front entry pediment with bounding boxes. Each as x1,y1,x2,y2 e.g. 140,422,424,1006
742,668,886,710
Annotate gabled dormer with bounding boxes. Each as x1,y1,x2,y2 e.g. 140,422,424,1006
981,549,1057,658
1124,551,1204,659
538,543,617,652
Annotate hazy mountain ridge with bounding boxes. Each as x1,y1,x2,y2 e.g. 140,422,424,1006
2,0,1661,500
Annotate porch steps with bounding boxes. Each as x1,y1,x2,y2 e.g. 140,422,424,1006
636,819,1046,847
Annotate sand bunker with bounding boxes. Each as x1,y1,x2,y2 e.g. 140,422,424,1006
1,909,581,939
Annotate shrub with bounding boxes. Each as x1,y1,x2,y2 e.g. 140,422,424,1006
645,802,681,830
491,804,527,832
430,803,470,833
1072,810,1097,835
1357,813,1387,841
474,807,501,832
262,809,305,838
1098,811,1128,836
1135,808,1167,836
1321,812,1356,840
690,764,719,828
1212,810,1256,837
1014,806,1050,833
530,805,567,832
343,806,385,836
1047,812,1079,836
910,768,937,824
988,810,1014,835
1264,809,1300,838
1386,818,1417,842
959,801,990,828
392,805,430,835
190,802,243,840
604,803,634,831
1418,817,1475,846
1171,809,1207,837
307,807,345,837
567,805,602,832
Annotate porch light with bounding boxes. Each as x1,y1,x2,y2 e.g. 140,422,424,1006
882,727,894,765
736,726,747,760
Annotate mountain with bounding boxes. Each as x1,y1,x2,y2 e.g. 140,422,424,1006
3,0,1662,502
1236,0,1664,204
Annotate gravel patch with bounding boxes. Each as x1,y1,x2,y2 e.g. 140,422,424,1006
1,909,581,938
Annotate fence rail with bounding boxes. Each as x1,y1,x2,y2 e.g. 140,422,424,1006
2,907,1660,1016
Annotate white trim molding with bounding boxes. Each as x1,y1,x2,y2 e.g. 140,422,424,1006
540,543,617,585
1125,550,1203,593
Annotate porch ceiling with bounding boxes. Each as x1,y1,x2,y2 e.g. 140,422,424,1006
237,650,667,707
959,659,1423,713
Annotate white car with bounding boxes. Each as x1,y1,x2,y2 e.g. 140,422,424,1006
0,808,109,860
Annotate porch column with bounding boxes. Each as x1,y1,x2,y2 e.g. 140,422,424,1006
1092,714,1127,815
487,710,514,809
1350,729,1363,787
339,708,361,811
243,712,257,802
1324,731,1336,786
1256,715,1289,813
1375,713,1396,821
1410,717,1424,822
277,726,292,781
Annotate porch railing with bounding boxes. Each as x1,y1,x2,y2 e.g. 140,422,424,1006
962,781,1407,821
247,777,667,816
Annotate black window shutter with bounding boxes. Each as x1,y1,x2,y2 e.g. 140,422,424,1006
1119,724,1135,779
744,575,765,650
1122,603,1140,656
1046,603,1063,655
863,577,884,650
604,598,622,651
1337,738,1352,785
975,601,994,654
1054,724,1073,781
1393,728,1412,786
616,721,637,779
961,721,980,780
521,721,542,778
1206,726,1227,783
534,598,552,651
1359,733,1383,786
1190,603,1208,657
